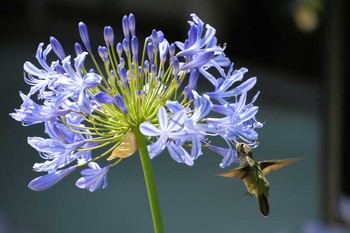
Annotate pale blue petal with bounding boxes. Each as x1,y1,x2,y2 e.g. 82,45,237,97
158,106,168,130
140,122,160,136
190,136,202,160
23,62,43,76
191,92,212,122
166,101,185,113
180,51,214,70
237,106,259,124
148,138,165,159
167,110,186,131
77,91,92,114
28,165,77,191
166,142,193,166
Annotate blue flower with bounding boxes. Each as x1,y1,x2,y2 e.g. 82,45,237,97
29,120,92,172
76,162,110,192
207,92,261,144
205,64,257,102
10,92,70,126
182,91,213,160
176,14,220,57
12,13,263,191
176,13,230,80
140,106,193,165
54,53,102,114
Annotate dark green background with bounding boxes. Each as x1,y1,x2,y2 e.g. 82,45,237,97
0,0,346,232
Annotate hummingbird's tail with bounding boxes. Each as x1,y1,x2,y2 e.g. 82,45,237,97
257,194,269,216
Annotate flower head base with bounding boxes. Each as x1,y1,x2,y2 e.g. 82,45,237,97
12,13,262,191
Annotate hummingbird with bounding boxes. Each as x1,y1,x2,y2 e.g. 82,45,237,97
217,142,302,217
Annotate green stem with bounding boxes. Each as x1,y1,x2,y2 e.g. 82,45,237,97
133,127,165,233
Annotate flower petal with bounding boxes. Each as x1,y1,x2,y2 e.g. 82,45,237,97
28,165,77,191
180,51,214,70
140,122,160,136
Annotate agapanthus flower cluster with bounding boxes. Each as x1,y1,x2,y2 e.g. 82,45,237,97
11,13,262,192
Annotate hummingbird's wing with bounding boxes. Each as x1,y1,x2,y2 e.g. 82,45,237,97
217,166,250,180
259,158,303,176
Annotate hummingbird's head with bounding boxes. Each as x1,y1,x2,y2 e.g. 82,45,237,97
236,142,253,158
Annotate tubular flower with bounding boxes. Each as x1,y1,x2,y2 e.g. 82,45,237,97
11,13,262,191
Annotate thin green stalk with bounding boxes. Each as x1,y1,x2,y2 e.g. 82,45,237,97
133,127,165,233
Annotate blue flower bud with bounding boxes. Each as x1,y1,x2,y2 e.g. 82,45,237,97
128,13,136,37
98,46,109,63
78,22,91,51
119,66,128,87
122,15,130,39
150,64,157,78
172,57,179,79
74,42,84,56
50,36,66,60
147,43,154,64
122,38,130,57
169,43,176,58
114,94,128,114
104,26,114,47
116,42,123,58
131,36,138,58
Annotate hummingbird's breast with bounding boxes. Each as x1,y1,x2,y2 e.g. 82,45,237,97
243,168,270,197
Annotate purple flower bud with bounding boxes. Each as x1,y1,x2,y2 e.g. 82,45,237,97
104,26,114,47
143,60,150,73
131,36,138,58
119,66,128,87
128,13,136,37
94,92,114,104
122,38,130,57
147,43,154,64
116,43,123,58
150,64,157,77
78,22,91,51
122,15,130,39
114,94,128,114
136,90,144,97
159,39,169,63
172,57,179,78
98,46,109,63
151,29,158,45
169,43,176,58
74,42,84,56
50,36,66,60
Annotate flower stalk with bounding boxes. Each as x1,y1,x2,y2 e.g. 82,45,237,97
133,127,165,233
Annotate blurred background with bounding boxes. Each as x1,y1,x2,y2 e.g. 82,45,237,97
0,0,348,232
